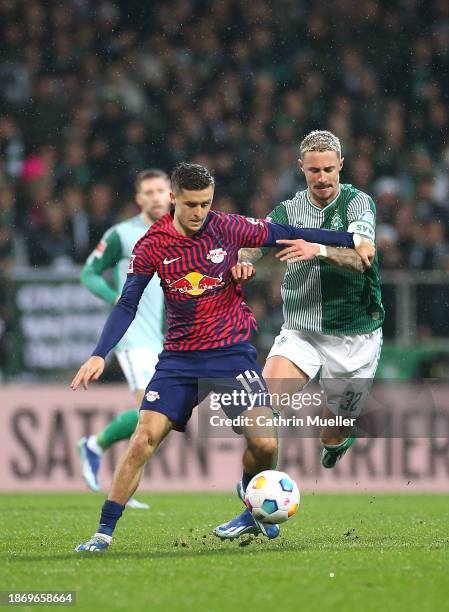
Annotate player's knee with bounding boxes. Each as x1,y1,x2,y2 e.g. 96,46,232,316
129,427,158,460
250,437,278,463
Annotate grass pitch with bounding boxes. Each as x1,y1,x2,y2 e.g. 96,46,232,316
1,492,448,611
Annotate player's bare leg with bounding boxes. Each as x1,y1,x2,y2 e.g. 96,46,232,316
214,406,281,540
264,355,356,469
76,410,172,552
263,355,309,387
320,405,351,445
77,388,149,508
319,383,363,468
240,355,307,491
122,390,152,509
241,406,278,472
244,355,309,477
108,410,172,504
237,356,308,496
319,377,371,467
319,408,356,469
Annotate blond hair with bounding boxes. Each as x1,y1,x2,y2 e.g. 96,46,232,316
299,130,342,159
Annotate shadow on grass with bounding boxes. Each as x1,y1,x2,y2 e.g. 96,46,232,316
3,541,306,563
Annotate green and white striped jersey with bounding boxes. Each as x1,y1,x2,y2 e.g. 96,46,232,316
81,213,164,353
264,184,383,335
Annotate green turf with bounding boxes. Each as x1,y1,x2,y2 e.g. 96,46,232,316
1,493,448,611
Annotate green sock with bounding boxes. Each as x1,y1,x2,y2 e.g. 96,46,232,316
97,409,139,450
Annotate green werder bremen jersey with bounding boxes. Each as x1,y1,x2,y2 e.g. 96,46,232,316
264,184,384,335
81,213,164,353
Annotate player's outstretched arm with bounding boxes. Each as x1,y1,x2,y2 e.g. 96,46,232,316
227,214,360,256
264,221,357,249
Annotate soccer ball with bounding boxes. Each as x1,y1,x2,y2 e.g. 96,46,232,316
244,470,300,524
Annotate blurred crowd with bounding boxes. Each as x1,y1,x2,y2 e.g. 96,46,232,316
1,0,449,357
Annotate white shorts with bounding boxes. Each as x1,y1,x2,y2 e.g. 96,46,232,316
115,347,159,392
267,328,383,416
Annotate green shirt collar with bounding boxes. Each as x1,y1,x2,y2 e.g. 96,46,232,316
306,188,341,211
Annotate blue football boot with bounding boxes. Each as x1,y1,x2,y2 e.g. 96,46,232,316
75,533,111,552
213,508,280,540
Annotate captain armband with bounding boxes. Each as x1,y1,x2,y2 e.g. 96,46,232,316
348,221,375,241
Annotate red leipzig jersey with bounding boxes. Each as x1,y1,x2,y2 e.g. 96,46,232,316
129,211,269,351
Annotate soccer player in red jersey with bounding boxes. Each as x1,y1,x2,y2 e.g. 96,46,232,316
71,162,371,551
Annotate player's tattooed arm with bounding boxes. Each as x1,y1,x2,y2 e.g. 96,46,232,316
276,237,374,273
316,246,365,273
237,247,263,264
231,248,262,283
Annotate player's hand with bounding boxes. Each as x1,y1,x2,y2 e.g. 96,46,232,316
70,356,105,390
275,239,320,263
231,262,256,283
354,237,375,269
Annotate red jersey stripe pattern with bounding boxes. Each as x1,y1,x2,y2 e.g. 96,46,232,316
129,211,268,351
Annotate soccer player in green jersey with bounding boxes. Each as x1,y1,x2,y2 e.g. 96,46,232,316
77,169,171,507
236,130,382,468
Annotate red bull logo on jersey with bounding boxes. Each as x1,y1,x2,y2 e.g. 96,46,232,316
166,272,224,296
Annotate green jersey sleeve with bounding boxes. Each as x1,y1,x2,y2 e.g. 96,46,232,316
346,193,376,241
260,203,289,255
81,228,122,305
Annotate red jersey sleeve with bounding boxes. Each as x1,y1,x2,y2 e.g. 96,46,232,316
128,232,157,276
220,213,269,248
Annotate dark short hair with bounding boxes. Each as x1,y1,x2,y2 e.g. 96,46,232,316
171,162,215,193
135,168,169,192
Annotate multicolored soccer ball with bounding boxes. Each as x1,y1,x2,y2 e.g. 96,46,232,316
245,470,300,524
